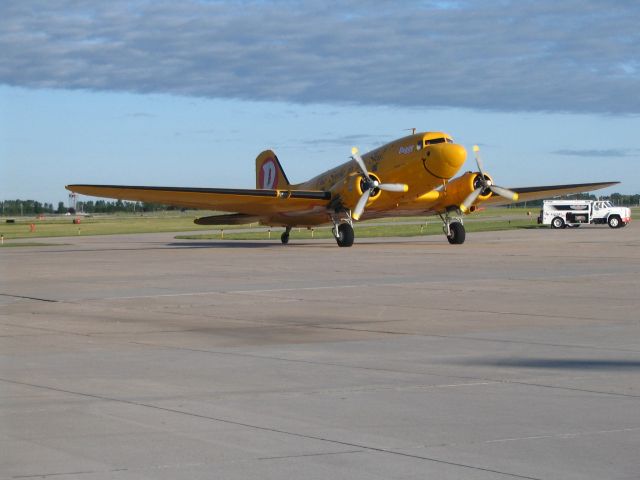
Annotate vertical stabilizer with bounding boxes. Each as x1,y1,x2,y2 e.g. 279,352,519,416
255,150,290,189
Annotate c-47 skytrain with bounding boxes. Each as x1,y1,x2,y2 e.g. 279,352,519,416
67,131,617,246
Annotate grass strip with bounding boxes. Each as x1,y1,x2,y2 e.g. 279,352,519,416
176,219,545,241
0,242,63,248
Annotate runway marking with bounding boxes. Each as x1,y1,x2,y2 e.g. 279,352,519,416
304,324,640,353
483,427,640,444
95,284,366,301
84,275,639,305
258,449,363,461
13,470,95,479
0,377,541,480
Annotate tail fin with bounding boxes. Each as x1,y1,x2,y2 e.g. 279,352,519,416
256,150,290,189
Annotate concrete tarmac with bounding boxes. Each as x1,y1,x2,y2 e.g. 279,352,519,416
1,224,639,479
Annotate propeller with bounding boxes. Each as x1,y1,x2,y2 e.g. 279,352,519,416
460,145,519,212
350,147,408,220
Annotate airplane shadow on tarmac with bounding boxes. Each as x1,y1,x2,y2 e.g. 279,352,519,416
168,241,281,249
455,358,640,371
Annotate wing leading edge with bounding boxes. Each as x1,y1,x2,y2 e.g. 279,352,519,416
477,181,619,207
65,184,331,216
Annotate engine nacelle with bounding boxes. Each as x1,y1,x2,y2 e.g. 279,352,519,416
329,171,382,210
444,171,494,207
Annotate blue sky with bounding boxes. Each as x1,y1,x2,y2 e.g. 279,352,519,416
2,0,639,204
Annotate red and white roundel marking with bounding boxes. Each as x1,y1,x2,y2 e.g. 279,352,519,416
259,158,278,189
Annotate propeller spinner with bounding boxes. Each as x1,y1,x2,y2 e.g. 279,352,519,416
460,145,519,213
350,147,408,221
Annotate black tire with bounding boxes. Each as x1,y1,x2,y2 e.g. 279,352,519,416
336,223,354,247
568,224,580,228
280,232,289,244
608,215,621,228
551,217,565,229
447,222,466,244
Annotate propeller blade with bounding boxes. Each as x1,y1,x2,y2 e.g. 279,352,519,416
460,187,483,213
350,147,371,181
352,189,371,221
378,183,409,193
490,185,519,201
472,145,486,177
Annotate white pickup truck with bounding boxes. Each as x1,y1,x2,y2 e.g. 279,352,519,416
537,200,631,229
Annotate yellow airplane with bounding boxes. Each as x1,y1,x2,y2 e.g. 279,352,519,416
67,131,617,246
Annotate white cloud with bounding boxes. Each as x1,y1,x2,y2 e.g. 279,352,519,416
1,0,639,113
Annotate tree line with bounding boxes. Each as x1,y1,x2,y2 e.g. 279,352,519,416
2,192,639,217
1,199,168,216
511,193,640,208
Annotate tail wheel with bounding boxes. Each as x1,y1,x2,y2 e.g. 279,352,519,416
447,222,466,244
335,223,354,247
551,217,565,229
608,216,621,228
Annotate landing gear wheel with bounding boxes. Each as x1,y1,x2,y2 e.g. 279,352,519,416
447,221,465,245
280,226,292,244
551,217,565,229
608,216,621,228
335,223,354,247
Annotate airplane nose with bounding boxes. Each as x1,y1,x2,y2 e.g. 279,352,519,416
423,143,467,179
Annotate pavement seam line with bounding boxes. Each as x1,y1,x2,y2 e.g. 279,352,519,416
0,377,540,480
127,341,640,399
0,293,59,303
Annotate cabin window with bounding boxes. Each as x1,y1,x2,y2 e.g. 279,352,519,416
416,141,423,151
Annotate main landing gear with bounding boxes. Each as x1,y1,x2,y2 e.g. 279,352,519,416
331,210,355,247
440,213,466,245
280,226,291,244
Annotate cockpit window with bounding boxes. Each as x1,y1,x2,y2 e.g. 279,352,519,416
416,140,423,151
424,137,454,146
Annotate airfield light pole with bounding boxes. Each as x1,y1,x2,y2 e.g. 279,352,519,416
68,193,77,212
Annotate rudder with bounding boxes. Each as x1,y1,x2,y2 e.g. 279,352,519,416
256,150,290,189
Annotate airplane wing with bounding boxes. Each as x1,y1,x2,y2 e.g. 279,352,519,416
477,181,619,207
65,184,331,216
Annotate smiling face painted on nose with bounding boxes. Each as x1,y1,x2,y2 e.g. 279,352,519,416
423,143,467,179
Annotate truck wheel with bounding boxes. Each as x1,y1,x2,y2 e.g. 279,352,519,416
608,216,621,228
551,217,565,229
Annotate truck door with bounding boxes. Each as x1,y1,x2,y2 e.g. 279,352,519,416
593,202,602,219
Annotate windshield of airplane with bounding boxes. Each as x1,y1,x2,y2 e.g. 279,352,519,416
425,137,453,146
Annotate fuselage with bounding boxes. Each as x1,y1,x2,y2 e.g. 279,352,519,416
287,131,467,222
